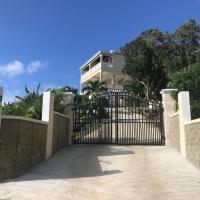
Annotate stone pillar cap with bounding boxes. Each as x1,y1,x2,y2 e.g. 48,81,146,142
160,89,178,95
63,92,76,96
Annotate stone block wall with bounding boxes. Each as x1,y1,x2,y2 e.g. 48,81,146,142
169,113,180,152
52,112,69,154
185,120,200,170
0,117,47,180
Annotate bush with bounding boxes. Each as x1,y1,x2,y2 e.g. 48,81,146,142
168,62,200,119
190,101,200,119
2,85,78,120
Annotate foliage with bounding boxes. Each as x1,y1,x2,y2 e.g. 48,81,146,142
168,62,200,100
163,19,200,74
2,84,78,120
2,84,42,119
76,81,109,124
51,86,78,113
123,79,146,98
168,62,200,119
121,19,200,100
190,101,200,120
82,80,108,98
121,29,168,100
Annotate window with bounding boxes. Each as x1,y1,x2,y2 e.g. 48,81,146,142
103,55,112,63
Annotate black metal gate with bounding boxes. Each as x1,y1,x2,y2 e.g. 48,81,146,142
73,92,165,145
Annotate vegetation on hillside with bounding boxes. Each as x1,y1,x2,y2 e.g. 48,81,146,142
121,19,200,101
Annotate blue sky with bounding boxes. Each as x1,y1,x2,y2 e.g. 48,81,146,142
0,0,200,102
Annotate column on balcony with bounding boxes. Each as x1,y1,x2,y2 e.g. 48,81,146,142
100,54,103,82
111,74,116,89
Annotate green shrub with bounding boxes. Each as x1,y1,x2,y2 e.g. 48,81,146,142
168,62,200,119
190,101,200,119
2,85,78,120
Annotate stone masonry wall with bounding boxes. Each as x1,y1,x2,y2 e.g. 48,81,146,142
52,112,69,154
185,121,200,170
0,117,47,181
170,113,180,152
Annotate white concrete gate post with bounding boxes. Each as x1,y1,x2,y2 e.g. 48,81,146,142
178,91,191,158
160,89,178,146
42,91,54,159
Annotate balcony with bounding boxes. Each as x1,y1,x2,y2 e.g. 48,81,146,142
81,63,115,82
80,53,115,83
81,62,101,82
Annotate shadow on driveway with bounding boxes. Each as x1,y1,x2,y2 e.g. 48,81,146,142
2,145,134,183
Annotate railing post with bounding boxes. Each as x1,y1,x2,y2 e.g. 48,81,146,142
0,87,3,129
42,91,54,159
62,92,75,145
160,89,178,146
178,91,191,158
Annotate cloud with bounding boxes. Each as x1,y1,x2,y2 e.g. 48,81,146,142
0,60,25,78
0,60,47,78
27,61,47,74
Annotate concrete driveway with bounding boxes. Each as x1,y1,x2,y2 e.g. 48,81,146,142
0,145,200,200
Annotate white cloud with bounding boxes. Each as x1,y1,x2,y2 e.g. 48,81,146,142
0,60,47,78
0,60,25,78
27,61,47,74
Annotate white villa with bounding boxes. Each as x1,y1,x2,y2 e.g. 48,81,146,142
80,50,125,92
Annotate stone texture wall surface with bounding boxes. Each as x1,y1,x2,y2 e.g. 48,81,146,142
52,113,69,154
170,113,180,152
185,122,200,170
161,91,177,146
0,118,47,181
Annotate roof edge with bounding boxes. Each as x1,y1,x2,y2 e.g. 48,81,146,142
80,50,121,70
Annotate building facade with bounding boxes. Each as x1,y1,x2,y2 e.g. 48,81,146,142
80,50,125,92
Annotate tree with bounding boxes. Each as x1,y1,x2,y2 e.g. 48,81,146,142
174,19,200,65
123,79,146,98
168,62,200,119
121,29,168,100
82,80,108,98
79,80,109,122
165,19,200,74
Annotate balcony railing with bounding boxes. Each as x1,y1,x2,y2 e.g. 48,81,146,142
102,62,113,68
81,61,115,82
81,62,101,81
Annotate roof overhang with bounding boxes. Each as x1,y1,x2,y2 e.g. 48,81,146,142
80,50,120,70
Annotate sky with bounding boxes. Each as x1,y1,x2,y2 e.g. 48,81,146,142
0,0,200,102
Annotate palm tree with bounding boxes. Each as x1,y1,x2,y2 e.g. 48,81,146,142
82,80,108,98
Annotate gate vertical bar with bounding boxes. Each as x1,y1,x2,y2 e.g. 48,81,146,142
115,92,119,144
160,103,165,145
